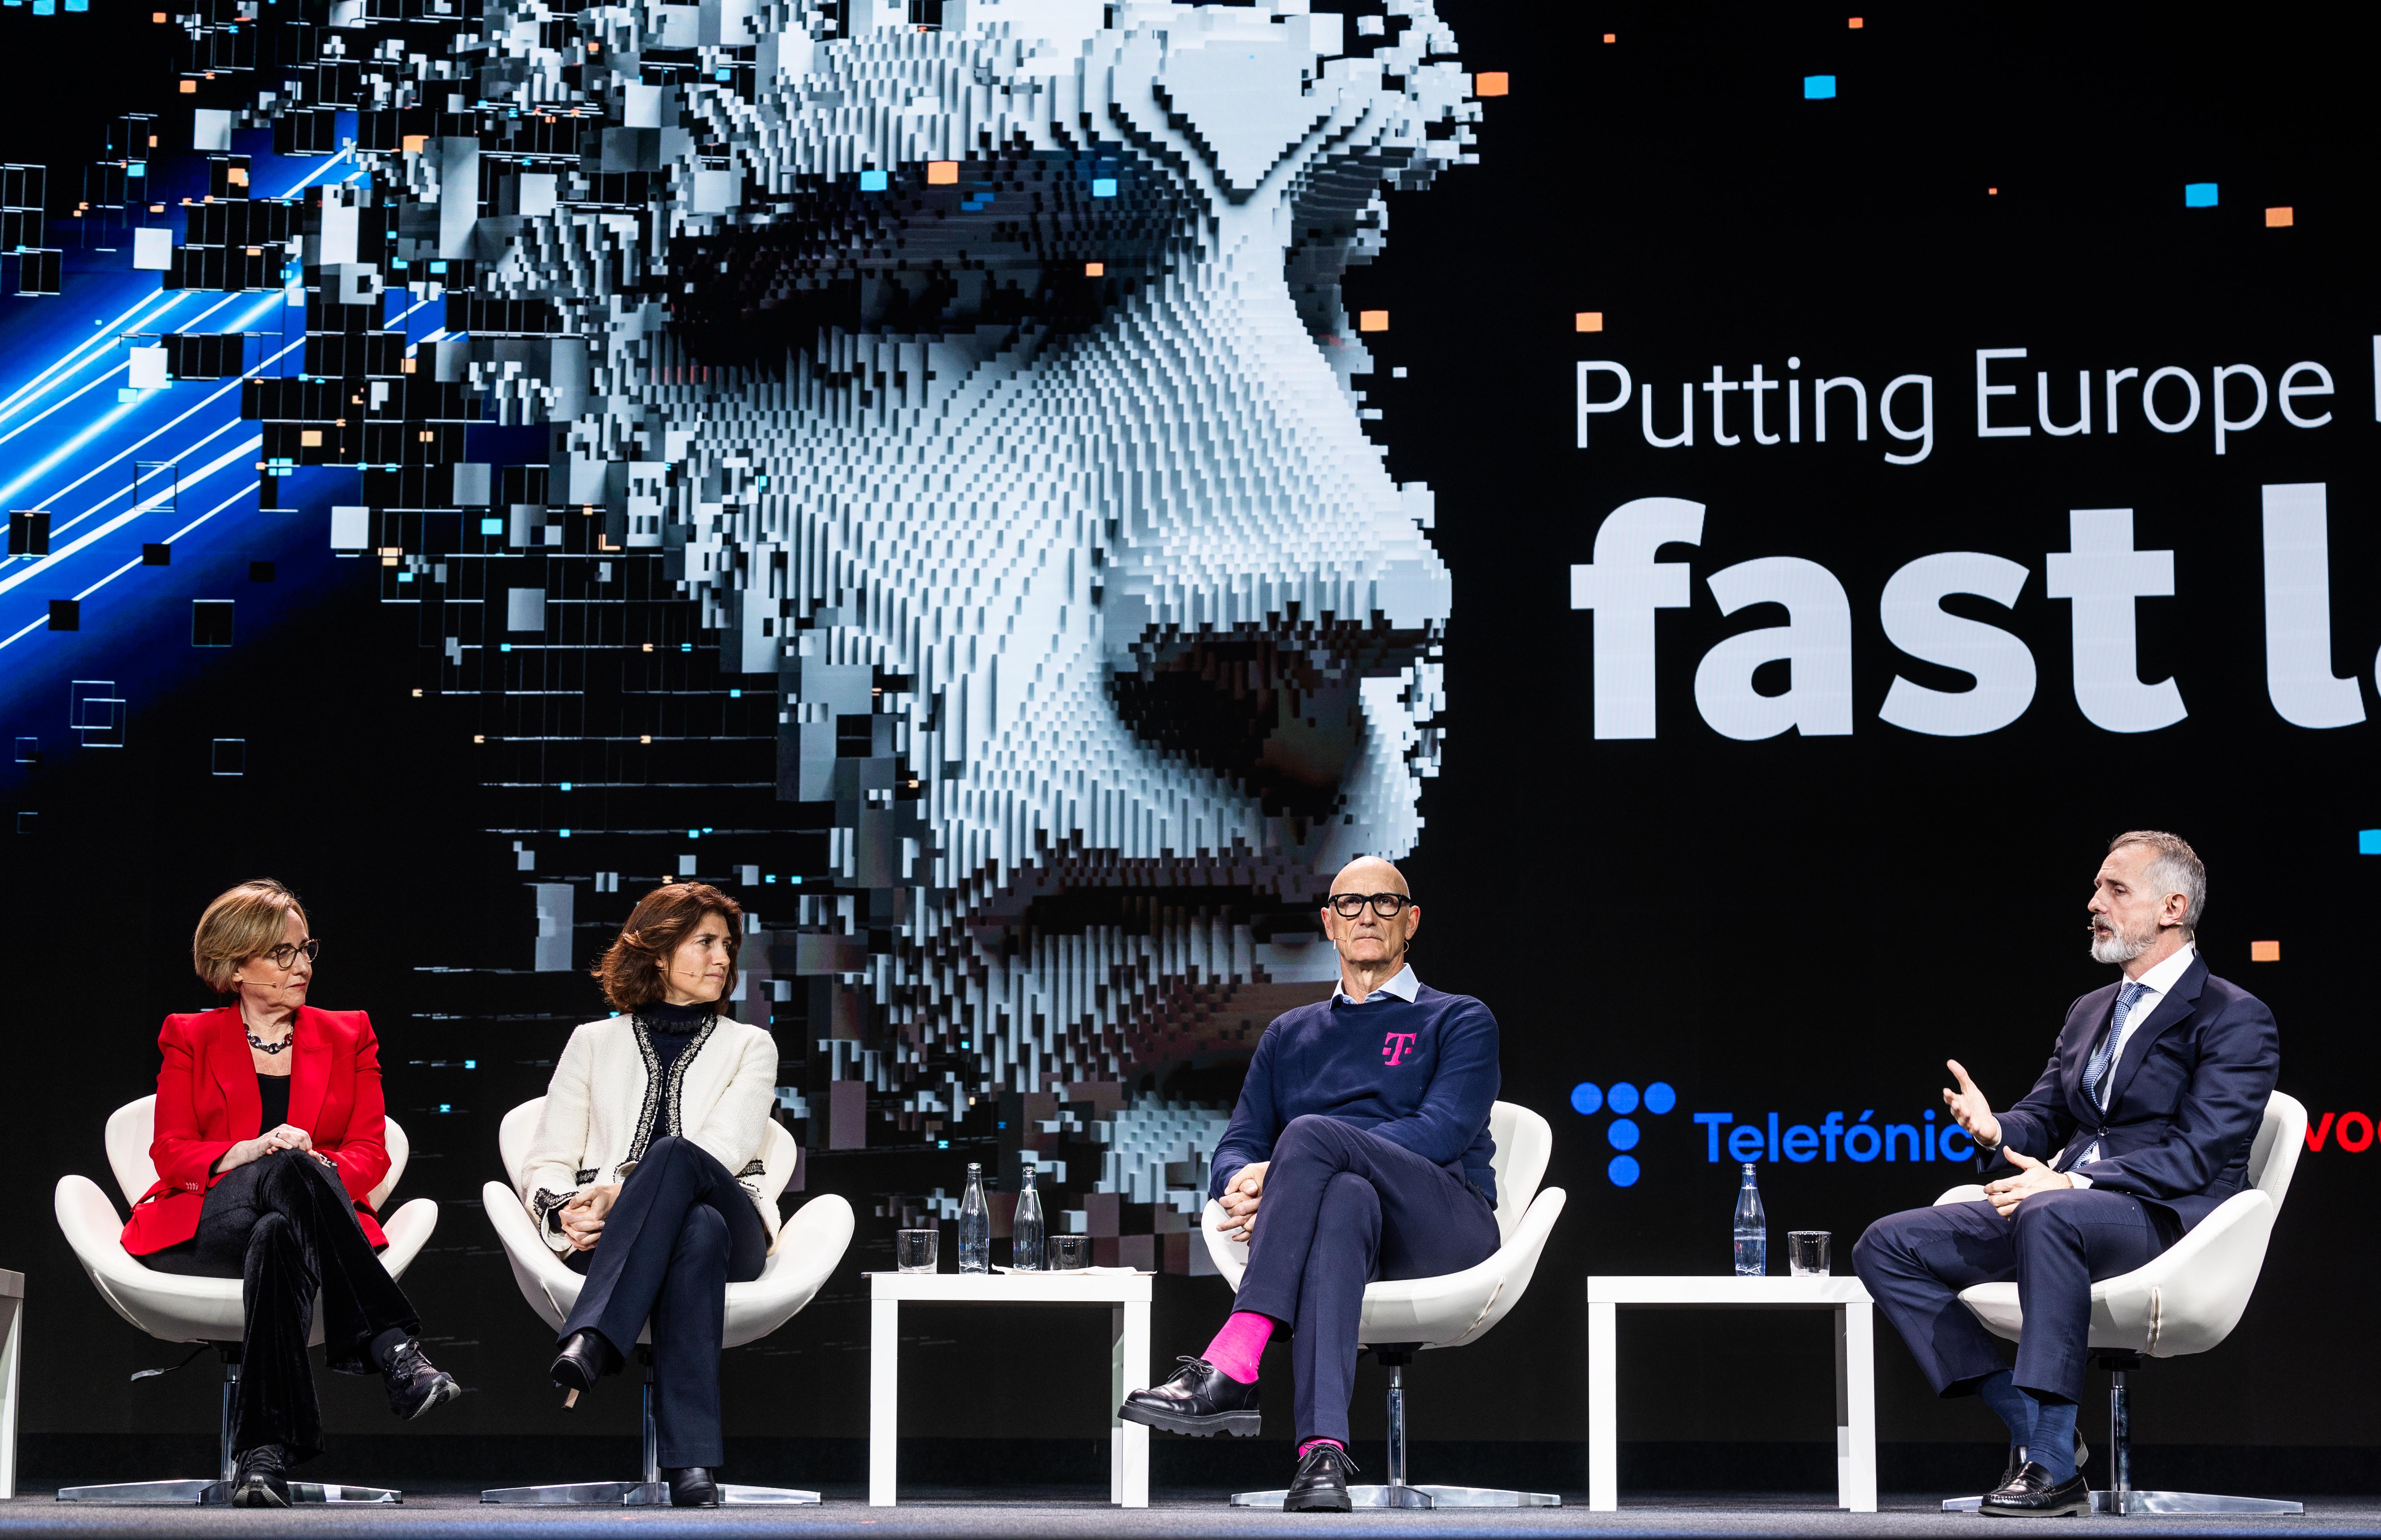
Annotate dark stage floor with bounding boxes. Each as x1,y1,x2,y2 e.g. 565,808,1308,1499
0,1489,2371,1538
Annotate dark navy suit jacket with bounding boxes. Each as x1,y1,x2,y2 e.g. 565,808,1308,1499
1992,951,2278,1234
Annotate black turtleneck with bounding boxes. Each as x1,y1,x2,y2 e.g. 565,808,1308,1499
635,1000,716,1078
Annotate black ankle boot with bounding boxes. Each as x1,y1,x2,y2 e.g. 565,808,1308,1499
550,1329,612,1408
664,1467,720,1507
229,1445,291,1508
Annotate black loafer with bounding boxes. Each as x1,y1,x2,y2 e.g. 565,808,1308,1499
1117,1356,1261,1437
550,1329,613,1408
382,1337,463,1421
229,1444,291,1508
1997,1428,2089,1493
1980,1460,2090,1518
1285,1443,1358,1513
664,1467,720,1507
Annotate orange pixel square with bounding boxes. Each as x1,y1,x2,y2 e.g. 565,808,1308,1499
1357,310,1389,332
1474,71,1508,96
1084,261,1105,277
1848,16,1864,27
2265,207,2293,227
2250,940,2281,962
1575,311,1604,332
926,161,959,185
1602,32,1616,43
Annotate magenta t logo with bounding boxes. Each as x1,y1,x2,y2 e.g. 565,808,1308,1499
1382,1032,1419,1066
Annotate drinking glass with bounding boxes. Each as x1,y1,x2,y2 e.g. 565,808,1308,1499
896,1228,940,1273
1787,1230,1831,1277
1048,1235,1091,1270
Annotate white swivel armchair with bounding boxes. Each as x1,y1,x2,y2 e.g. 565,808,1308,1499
53,1095,439,1505
479,1096,854,1506
1201,1100,1568,1509
1934,1090,2306,1517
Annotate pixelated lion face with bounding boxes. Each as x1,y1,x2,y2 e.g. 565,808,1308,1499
444,0,1477,1080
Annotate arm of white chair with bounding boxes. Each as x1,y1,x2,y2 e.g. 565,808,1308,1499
375,1197,438,1279
1934,1184,1987,1206
723,1194,855,1350
482,1178,582,1331
54,1174,253,1343
1200,1200,1248,1291
1358,1186,1568,1350
2092,1189,2275,1358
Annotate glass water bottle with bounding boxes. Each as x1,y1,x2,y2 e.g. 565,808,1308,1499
958,1161,991,1274
1012,1165,1046,1270
1732,1162,1768,1277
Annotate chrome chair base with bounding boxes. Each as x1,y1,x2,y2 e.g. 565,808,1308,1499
1943,1489,2304,1516
480,1480,819,1506
1231,1483,1558,1509
57,1479,400,1505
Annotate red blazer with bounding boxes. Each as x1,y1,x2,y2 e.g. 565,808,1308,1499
121,1005,392,1255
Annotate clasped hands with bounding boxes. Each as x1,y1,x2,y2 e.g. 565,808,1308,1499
219,1123,337,1174
1945,1058,2072,1217
1211,1161,1268,1242
560,1183,623,1252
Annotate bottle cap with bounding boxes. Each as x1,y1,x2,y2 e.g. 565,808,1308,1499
967,1162,982,1172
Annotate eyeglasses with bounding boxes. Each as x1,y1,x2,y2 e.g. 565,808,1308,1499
1328,892,1413,919
259,939,321,970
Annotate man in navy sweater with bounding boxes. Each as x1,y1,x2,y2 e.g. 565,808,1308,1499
1117,855,1501,1512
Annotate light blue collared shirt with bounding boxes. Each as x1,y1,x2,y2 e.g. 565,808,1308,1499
1332,962,1420,1006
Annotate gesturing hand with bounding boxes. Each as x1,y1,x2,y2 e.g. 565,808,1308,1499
1943,1060,2001,1150
1982,1149,2071,1217
1213,1162,1268,1243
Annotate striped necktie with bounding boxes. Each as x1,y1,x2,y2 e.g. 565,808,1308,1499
2082,980,2150,1110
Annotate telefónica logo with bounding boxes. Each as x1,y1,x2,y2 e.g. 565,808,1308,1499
1568,1079,1679,1187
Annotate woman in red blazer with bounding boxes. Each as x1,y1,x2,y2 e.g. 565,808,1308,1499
123,879,461,1507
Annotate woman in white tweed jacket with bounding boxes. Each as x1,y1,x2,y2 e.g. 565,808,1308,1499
518,881,781,1508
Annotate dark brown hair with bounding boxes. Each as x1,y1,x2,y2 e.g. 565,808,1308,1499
592,883,745,1012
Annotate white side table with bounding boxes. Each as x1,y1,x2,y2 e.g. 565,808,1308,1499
0,1267,19,1500
868,1270,1152,1508
1586,1275,1876,1514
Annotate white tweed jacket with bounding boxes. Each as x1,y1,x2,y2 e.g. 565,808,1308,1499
517,1012,782,1255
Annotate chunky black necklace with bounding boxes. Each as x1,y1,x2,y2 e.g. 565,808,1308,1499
246,1025,294,1056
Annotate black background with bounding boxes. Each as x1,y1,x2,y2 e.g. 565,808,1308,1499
2,0,2376,1486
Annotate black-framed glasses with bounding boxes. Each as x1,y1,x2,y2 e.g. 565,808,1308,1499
1328,892,1412,919
260,939,321,969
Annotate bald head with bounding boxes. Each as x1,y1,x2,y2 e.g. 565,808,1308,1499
1331,856,1410,897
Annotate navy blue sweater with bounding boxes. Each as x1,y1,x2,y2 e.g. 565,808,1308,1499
1207,985,1501,1206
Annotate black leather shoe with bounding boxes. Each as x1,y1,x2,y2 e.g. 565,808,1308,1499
229,1445,291,1508
550,1329,613,1408
1979,1460,2090,1518
381,1337,463,1420
1117,1356,1261,1437
1997,1429,2089,1492
664,1467,720,1508
1284,1443,1358,1513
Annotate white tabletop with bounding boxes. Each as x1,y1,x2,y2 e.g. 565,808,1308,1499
0,1270,19,1300
868,1270,1152,1303
1586,1274,1872,1305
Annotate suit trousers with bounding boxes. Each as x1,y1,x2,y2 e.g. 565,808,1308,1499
1852,1188,2174,1404
1230,1116,1501,1445
559,1136,767,1468
144,1149,420,1460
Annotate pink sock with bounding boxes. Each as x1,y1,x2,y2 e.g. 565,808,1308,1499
1298,1438,1345,1459
1202,1311,1274,1384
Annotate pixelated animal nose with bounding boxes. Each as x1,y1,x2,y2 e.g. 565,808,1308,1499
1373,555,1450,633
1131,22,1337,197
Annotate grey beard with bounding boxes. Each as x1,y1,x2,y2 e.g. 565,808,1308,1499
2089,923,2152,966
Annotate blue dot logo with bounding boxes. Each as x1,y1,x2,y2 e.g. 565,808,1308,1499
1570,1072,1677,1185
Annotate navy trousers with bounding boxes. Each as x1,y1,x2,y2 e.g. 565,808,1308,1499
1852,1188,2173,1404
560,1137,767,1468
1232,1116,1501,1445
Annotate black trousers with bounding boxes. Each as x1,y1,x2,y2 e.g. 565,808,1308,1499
142,1150,420,1461
1231,1116,1501,1445
1852,1189,2174,1404
559,1136,767,1469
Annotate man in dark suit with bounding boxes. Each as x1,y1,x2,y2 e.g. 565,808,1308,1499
1852,831,2278,1519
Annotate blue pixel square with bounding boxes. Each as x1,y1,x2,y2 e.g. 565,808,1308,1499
2361,829,2381,855
2184,182,2219,207
1803,75,1835,99
859,169,888,192
1092,177,1118,197
480,517,503,534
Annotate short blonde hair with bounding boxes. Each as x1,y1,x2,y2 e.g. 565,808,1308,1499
193,879,309,993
